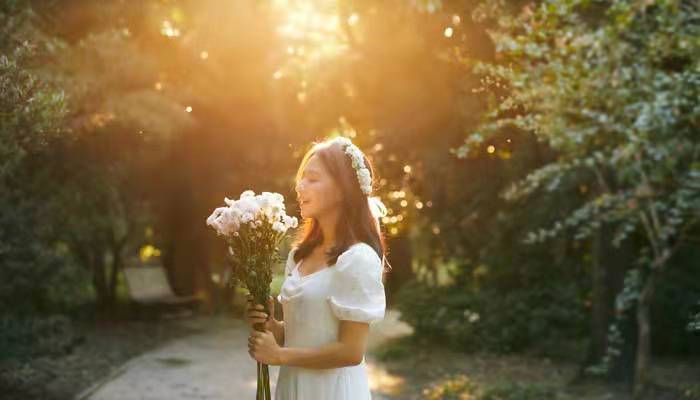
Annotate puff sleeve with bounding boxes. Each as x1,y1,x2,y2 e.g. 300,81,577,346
326,244,386,324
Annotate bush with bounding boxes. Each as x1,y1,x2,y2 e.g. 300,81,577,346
0,315,83,362
396,280,587,354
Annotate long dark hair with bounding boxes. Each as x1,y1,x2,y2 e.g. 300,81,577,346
292,137,391,274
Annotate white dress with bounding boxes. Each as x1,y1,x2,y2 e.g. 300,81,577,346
274,242,386,400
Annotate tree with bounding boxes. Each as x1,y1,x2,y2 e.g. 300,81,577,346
458,0,700,396
0,4,69,314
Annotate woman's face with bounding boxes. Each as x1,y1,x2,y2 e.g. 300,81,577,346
295,153,341,220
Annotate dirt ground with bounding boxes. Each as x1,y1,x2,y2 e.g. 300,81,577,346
0,315,200,400
2,310,697,400
367,335,700,400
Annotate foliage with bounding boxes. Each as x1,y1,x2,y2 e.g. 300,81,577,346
689,304,700,332
455,0,700,390
0,35,70,315
0,315,82,362
459,0,700,251
396,279,587,354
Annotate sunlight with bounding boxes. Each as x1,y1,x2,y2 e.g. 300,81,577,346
160,20,180,37
366,361,406,396
271,0,350,74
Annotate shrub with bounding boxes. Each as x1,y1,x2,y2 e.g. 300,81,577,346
396,280,587,354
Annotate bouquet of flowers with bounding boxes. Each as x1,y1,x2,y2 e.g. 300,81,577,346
206,190,298,400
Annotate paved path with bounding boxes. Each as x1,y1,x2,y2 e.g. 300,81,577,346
81,310,412,400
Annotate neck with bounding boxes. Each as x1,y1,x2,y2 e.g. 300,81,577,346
316,211,339,251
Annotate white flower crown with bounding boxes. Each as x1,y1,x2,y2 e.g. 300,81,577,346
331,137,372,195
330,136,388,220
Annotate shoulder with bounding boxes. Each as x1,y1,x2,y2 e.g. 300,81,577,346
335,242,382,272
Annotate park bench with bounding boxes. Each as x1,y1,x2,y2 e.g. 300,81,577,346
123,265,201,318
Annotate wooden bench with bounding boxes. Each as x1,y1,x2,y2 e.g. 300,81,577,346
123,265,201,318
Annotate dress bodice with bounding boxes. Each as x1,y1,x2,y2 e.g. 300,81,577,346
274,242,386,400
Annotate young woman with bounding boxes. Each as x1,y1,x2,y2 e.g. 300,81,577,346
245,136,391,399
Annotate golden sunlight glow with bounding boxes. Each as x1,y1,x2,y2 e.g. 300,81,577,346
185,106,193,113
366,361,406,395
200,50,209,60
443,27,453,38
160,20,181,37
487,145,495,153
272,0,351,75
452,14,461,25
139,245,161,263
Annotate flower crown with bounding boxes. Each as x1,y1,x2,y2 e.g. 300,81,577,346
332,137,373,195
328,136,387,221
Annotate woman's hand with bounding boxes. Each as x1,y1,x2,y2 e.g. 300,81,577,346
248,330,285,365
245,294,277,331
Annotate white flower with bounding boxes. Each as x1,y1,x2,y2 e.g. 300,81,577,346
241,190,255,199
359,174,372,191
237,198,260,215
283,215,298,229
207,189,298,245
272,221,286,233
333,137,374,195
205,207,227,235
240,212,254,223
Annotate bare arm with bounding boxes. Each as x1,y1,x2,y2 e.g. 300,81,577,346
270,319,285,346
279,320,369,369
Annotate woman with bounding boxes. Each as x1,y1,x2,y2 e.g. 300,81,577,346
245,136,391,399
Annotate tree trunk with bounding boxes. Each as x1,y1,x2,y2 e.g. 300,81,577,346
589,228,608,363
91,249,114,310
583,225,629,378
108,242,124,306
385,234,414,307
633,267,658,399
